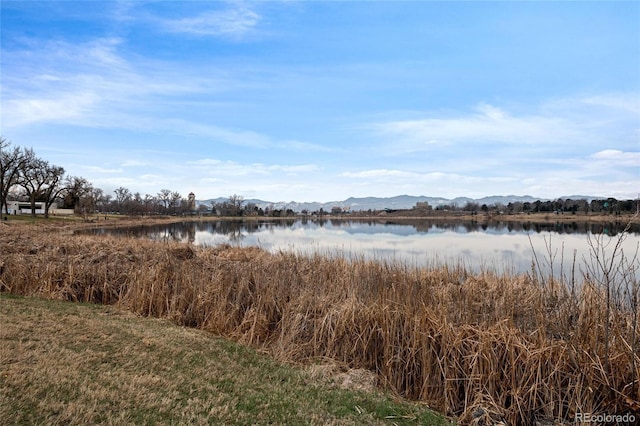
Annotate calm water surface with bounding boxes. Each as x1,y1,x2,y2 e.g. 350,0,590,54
83,218,640,277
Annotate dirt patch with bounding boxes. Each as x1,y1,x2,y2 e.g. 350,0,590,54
305,361,378,393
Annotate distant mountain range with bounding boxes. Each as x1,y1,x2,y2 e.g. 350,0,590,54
197,194,604,213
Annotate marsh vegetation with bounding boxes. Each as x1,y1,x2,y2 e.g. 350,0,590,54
1,219,639,424
80,217,640,277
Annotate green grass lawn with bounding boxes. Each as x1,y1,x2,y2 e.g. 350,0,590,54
0,294,450,425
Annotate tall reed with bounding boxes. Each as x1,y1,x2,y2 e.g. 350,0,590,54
1,224,638,424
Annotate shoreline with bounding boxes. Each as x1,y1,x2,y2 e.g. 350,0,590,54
3,210,637,231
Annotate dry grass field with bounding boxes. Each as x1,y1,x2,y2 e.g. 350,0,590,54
1,293,447,425
1,218,639,424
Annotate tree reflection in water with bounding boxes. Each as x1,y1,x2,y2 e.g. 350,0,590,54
79,218,639,276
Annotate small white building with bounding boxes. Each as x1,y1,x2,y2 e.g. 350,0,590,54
5,201,74,216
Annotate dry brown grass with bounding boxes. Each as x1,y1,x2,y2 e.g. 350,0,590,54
1,222,639,424
1,294,446,425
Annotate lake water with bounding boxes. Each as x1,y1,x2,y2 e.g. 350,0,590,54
83,218,640,278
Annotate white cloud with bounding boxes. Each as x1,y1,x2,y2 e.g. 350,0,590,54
581,94,640,114
268,164,321,173
1,38,202,128
276,140,339,153
1,36,325,153
80,165,123,174
360,96,639,199
85,37,130,69
519,176,639,200
342,169,420,179
188,158,320,177
159,6,261,38
370,102,583,153
121,160,147,167
4,93,99,127
369,96,638,157
475,103,507,120
97,177,140,187
590,150,640,167
189,159,260,177
189,158,223,166
139,174,166,183
168,120,272,148
342,169,515,185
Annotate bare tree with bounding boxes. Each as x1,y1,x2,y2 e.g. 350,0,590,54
132,192,143,215
18,157,50,217
197,203,209,215
213,194,245,216
19,156,63,217
144,194,157,215
102,194,113,212
170,191,182,214
114,187,132,214
0,138,34,215
89,187,106,213
244,202,258,216
229,194,244,210
158,189,171,212
64,176,93,215
41,164,66,218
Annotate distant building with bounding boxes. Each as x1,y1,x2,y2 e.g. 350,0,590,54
5,201,74,216
188,192,196,211
330,206,350,215
414,201,432,212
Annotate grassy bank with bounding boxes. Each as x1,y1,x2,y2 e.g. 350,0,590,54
1,222,639,424
1,294,446,425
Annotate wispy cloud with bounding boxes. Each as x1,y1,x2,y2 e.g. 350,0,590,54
581,94,640,114
5,93,99,127
268,164,321,173
153,120,334,151
158,5,261,38
2,37,202,128
363,95,640,195
369,95,638,155
121,160,147,167
169,120,273,148
590,149,640,167
80,165,123,174
276,140,340,153
188,158,321,177
370,103,580,154
1,36,327,153
342,169,515,186
342,169,421,179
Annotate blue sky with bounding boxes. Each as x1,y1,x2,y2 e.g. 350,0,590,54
2,1,639,202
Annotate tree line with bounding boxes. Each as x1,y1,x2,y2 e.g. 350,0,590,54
1,138,296,218
210,194,296,217
1,138,198,218
435,198,637,216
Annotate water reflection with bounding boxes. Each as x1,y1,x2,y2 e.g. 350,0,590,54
81,218,640,276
